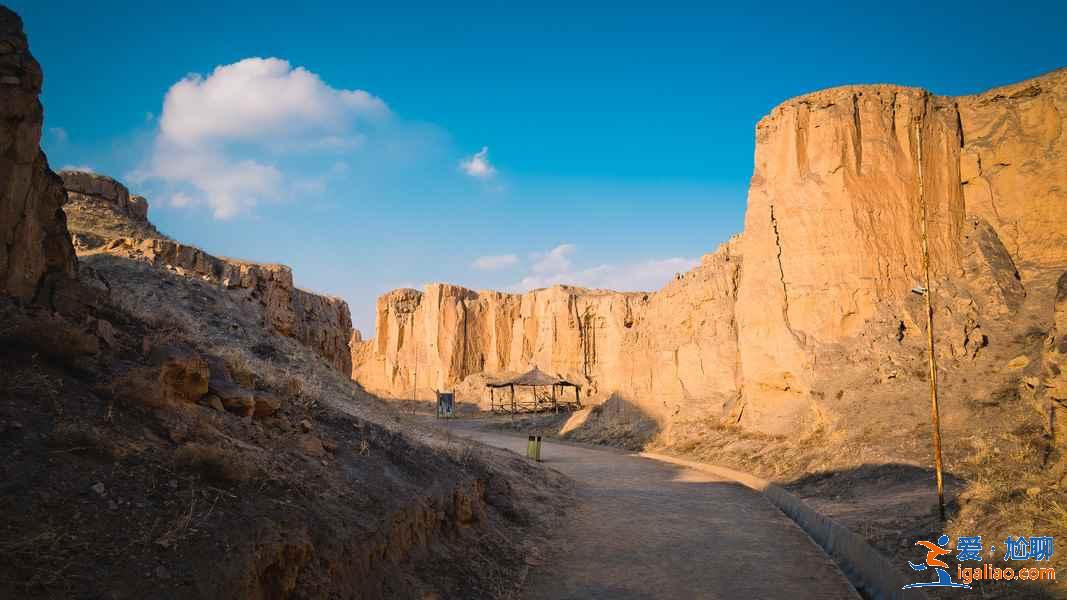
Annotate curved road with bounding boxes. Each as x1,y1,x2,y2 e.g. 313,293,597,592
445,422,860,600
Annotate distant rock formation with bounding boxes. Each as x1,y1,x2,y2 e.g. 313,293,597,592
0,7,76,302
353,68,1067,435
352,240,742,421
59,170,354,375
100,237,354,373
61,170,149,223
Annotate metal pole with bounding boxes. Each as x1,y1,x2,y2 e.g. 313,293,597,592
916,118,946,520
412,321,418,415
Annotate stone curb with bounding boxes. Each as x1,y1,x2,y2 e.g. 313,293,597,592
638,451,926,600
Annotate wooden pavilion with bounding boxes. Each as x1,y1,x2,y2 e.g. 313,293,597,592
486,367,582,414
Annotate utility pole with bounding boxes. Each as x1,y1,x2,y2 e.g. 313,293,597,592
915,118,946,520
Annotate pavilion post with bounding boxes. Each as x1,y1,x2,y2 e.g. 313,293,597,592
510,384,516,415
553,385,558,414
575,386,581,408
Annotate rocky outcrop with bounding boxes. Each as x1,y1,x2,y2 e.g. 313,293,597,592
354,68,1067,435
102,237,353,373
1032,273,1067,443
958,71,1067,276
353,238,741,421
0,7,76,302
57,168,354,375
60,170,148,223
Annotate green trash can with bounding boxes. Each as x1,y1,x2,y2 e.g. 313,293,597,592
526,435,542,462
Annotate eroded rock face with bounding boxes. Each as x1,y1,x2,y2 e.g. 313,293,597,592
958,71,1067,276
0,7,76,302
152,345,210,405
353,238,741,422
1036,273,1067,438
354,69,1067,436
735,85,966,431
60,170,150,223
103,237,353,373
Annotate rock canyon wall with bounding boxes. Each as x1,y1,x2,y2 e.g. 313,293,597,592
353,69,1067,435
0,8,76,302
60,171,355,374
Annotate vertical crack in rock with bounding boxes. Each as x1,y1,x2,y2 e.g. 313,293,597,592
954,102,965,147
769,203,803,346
795,102,810,176
852,93,863,172
730,252,744,396
889,91,899,137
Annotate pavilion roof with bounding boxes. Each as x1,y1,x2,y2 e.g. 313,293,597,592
485,367,580,388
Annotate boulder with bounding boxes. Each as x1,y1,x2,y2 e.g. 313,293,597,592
128,195,149,222
296,434,325,457
213,382,254,417
151,346,209,404
253,392,282,418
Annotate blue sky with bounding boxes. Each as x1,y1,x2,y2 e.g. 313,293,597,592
12,0,1066,334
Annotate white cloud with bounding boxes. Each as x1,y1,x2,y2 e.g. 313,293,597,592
460,146,496,178
134,57,390,219
530,243,575,273
59,164,94,173
170,192,196,207
133,146,282,219
48,127,69,144
513,244,696,292
159,57,386,147
472,254,519,270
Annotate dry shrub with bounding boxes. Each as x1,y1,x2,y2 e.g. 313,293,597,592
225,356,256,388
446,439,478,466
174,442,257,483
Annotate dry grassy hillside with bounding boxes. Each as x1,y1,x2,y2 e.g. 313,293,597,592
1,196,572,598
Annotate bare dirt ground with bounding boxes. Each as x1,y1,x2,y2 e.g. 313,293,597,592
439,419,860,600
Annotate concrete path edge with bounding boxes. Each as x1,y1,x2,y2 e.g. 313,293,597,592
638,451,926,600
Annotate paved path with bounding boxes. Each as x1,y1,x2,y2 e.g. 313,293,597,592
444,422,860,600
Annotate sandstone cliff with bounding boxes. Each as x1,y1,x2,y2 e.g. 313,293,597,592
61,171,354,374
353,68,1067,436
62,170,149,224
353,238,742,421
0,7,76,302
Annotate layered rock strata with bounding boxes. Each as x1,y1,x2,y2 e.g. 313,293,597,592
61,170,149,223
101,236,354,374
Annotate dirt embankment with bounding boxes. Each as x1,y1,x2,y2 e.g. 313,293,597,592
1,240,572,600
